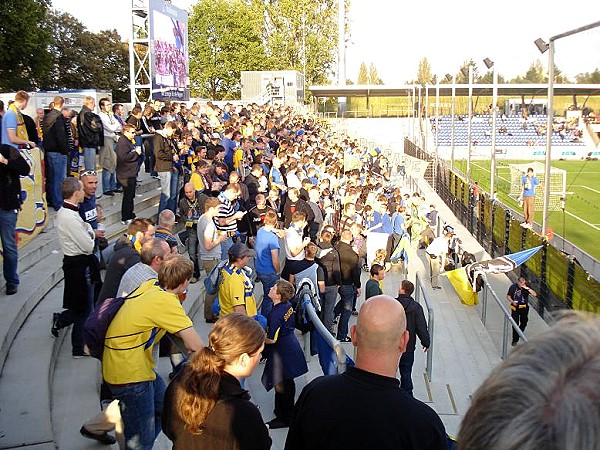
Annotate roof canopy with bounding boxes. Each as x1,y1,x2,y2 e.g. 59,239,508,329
308,84,600,98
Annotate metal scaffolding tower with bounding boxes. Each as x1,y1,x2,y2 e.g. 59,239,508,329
129,0,151,103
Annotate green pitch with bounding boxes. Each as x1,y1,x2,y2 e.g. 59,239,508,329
451,159,600,261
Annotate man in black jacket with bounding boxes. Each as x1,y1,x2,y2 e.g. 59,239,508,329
42,96,70,211
334,229,361,342
316,229,341,334
282,187,314,229
396,280,430,396
0,144,30,295
77,96,103,172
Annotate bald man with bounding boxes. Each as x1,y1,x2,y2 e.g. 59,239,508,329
285,295,446,450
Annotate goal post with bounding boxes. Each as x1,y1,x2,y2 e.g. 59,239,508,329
508,162,566,211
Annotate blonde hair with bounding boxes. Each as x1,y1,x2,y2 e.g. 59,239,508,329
176,314,265,433
158,255,193,289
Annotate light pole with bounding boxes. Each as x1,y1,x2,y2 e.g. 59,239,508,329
484,57,498,198
461,65,474,181
534,20,600,235
447,73,456,171
435,78,440,185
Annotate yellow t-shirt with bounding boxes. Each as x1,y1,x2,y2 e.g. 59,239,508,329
189,172,206,193
218,263,257,317
102,282,193,384
233,149,244,172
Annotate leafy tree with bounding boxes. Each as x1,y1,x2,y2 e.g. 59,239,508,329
416,57,433,86
477,70,506,84
42,11,130,102
576,69,600,84
511,60,568,84
0,0,52,91
256,0,338,86
357,62,368,84
189,0,267,100
368,63,382,84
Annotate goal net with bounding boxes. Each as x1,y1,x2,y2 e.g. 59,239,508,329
508,161,566,211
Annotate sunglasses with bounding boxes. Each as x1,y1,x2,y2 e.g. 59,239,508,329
80,170,98,178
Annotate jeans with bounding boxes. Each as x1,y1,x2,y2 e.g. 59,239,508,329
157,171,171,214
335,284,356,339
0,208,19,286
511,306,529,343
45,152,67,210
83,147,96,171
320,285,339,334
256,272,280,318
167,170,180,212
102,168,117,194
119,177,137,221
186,225,199,278
201,258,220,320
143,138,155,174
220,236,234,260
109,373,166,450
399,351,415,396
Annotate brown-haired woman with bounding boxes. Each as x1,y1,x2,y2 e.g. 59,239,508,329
162,313,271,449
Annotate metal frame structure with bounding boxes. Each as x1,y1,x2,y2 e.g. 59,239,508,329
130,0,152,104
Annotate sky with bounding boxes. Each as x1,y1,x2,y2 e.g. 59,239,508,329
51,0,600,85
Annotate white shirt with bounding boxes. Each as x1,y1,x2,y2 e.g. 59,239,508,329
426,236,449,257
285,226,304,261
99,111,122,138
56,205,95,256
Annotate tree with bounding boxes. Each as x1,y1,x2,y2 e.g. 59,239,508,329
416,57,433,86
576,69,600,84
511,60,546,83
357,62,368,84
477,70,506,84
189,0,267,100
455,60,480,84
255,0,338,86
41,11,130,102
0,0,52,91
368,63,382,84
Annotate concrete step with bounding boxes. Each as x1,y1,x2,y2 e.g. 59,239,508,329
0,282,66,449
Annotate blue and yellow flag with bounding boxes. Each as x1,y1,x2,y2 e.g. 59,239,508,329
444,246,543,306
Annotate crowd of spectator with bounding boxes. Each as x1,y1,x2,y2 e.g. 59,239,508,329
4,91,599,450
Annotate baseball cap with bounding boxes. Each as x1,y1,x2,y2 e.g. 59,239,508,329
228,243,255,258
211,132,221,139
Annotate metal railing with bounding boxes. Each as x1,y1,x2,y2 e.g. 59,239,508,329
479,273,527,359
298,283,349,374
414,272,434,381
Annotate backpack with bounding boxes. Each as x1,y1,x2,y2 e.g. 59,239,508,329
83,291,142,360
203,259,229,295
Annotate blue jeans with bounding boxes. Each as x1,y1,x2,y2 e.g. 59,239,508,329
320,285,338,334
167,170,179,212
0,209,19,286
220,236,234,260
83,147,96,171
399,351,415,396
335,285,356,340
157,171,171,214
257,272,280,317
109,373,166,450
102,167,116,194
45,152,67,210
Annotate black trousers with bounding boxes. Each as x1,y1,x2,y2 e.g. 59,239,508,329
511,305,529,342
119,176,137,221
274,379,296,424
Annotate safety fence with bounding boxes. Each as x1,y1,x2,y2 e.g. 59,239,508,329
404,138,600,318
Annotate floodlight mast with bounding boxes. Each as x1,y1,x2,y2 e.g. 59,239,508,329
484,58,498,198
534,20,600,235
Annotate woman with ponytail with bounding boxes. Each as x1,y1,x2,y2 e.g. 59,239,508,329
162,313,271,449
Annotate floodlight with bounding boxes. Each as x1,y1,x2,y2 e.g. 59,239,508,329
483,58,494,69
534,38,549,54
445,74,452,82
460,67,469,78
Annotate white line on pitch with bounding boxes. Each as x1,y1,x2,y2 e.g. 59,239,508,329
564,210,600,231
578,185,600,194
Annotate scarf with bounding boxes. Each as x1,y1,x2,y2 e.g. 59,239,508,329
9,103,28,141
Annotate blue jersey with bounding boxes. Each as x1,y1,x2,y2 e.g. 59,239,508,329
522,175,539,197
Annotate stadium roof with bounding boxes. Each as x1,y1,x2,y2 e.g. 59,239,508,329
308,84,600,98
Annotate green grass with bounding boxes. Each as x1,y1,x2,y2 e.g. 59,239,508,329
452,159,600,260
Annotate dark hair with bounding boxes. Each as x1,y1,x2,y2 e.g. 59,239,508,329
400,280,414,296
370,263,384,277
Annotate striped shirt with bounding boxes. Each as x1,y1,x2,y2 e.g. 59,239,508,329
215,192,237,233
